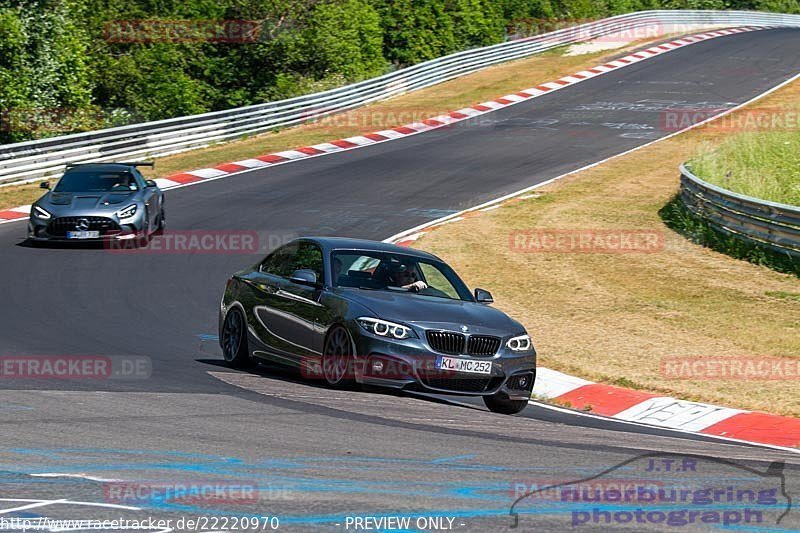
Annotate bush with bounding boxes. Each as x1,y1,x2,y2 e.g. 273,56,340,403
307,0,387,80
376,0,458,65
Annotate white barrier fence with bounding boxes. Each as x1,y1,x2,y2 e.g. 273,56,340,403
680,164,800,258
2,10,800,186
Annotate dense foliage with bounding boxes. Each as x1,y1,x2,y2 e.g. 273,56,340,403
0,0,797,142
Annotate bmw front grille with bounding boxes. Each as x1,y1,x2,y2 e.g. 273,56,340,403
426,331,501,357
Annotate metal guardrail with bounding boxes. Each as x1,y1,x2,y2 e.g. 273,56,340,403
2,9,800,186
680,164,800,258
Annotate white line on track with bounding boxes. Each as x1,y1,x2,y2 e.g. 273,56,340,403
0,498,140,511
31,473,122,482
0,499,69,514
527,401,800,456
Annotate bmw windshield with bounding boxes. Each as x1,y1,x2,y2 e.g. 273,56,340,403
54,171,139,193
331,250,473,301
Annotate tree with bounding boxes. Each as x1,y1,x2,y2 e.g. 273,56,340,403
447,0,506,49
754,0,800,13
306,0,387,80
0,0,94,142
375,0,458,66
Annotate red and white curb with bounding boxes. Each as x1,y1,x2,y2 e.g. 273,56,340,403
0,26,770,224
532,368,800,449
0,204,31,222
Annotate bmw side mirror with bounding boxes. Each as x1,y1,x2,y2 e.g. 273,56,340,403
474,288,493,304
290,269,319,287
40,181,50,190
145,179,157,188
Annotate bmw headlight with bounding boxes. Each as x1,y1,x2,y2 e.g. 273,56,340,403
117,204,137,219
358,317,417,340
33,205,51,219
506,334,532,351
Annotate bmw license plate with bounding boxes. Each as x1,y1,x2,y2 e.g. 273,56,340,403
66,231,100,239
436,356,492,374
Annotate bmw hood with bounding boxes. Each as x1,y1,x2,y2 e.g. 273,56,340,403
42,191,136,210
340,289,524,333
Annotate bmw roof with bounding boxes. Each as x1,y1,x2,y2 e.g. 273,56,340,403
303,236,443,261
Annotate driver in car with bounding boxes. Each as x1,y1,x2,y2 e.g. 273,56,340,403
332,257,343,284
391,264,428,292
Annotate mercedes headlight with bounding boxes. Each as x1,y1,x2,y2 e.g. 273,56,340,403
33,205,51,219
506,334,532,351
358,317,417,340
117,204,137,219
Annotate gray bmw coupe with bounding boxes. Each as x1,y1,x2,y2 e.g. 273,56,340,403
219,237,536,414
28,162,164,242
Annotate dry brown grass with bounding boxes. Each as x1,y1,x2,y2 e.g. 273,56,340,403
0,37,671,212
0,182,44,211
413,80,800,417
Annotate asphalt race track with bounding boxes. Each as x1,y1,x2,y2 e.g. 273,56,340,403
1,29,799,531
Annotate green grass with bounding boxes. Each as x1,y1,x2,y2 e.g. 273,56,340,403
690,128,800,206
765,290,800,301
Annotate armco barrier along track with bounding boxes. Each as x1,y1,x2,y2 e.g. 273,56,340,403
680,164,800,258
3,9,800,186
0,26,772,222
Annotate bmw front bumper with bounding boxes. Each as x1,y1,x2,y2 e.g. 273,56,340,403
350,325,536,399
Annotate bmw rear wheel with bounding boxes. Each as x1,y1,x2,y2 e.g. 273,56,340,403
483,393,528,415
322,326,355,388
222,308,251,368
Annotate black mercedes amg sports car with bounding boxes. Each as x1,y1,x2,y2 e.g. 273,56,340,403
219,237,536,414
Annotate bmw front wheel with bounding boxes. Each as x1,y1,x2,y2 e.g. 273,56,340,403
322,326,355,388
156,206,165,232
483,393,529,415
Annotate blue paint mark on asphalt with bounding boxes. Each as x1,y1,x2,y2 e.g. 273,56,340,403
0,448,786,532
197,334,219,341
430,454,476,464
10,447,240,461
0,403,34,411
